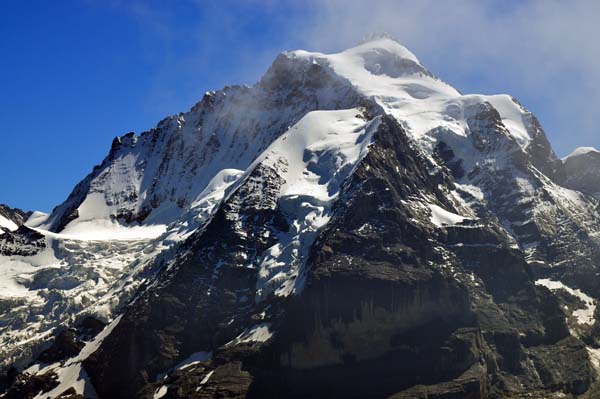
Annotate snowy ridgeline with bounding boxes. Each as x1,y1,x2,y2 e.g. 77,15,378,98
562,146,600,161
288,38,536,152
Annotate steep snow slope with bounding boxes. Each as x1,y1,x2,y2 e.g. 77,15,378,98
0,215,17,232
248,109,380,300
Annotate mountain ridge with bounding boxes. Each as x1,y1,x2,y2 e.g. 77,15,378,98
3,38,600,398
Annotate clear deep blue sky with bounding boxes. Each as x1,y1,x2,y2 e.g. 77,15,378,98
1,1,597,212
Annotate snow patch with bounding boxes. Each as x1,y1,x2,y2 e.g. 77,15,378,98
535,279,596,326
165,168,244,241
455,184,485,202
428,204,467,227
156,351,212,381
154,385,168,399
196,370,215,391
0,245,59,298
228,323,273,346
36,220,166,241
587,347,600,374
36,193,167,241
176,351,212,371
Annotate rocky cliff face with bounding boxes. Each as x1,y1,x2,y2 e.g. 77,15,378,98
3,37,600,399
0,205,41,256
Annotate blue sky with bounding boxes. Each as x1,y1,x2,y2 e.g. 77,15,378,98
2,0,599,212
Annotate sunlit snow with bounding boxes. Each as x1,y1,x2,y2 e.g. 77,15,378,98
250,109,380,300
0,214,18,231
535,278,596,326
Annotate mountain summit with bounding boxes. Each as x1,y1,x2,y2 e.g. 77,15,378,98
3,38,600,398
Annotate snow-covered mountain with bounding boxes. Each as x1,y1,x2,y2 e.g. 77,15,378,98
3,37,600,398
561,147,600,198
40,52,362,238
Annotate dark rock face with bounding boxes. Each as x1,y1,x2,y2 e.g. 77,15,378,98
0,367,18,393
247,117,480,398
2,370,59,399
83,162,291,397
38,329,85,364
521,110,564,182
435,141,465,179
77,116,594,398
76,316,107,339
55,387,84,399
0,225,46,256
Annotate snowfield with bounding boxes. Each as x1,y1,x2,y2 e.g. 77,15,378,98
428,203,467,227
